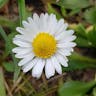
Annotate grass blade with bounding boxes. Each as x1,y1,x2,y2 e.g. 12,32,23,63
18,0,26,26
0,67,6,96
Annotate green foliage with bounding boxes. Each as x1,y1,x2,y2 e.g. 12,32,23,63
60,6,67,17
0,26,20,82
0,16,17,30
75,24,87,38
69,8,81,16
58,80,96,96
75,37,91,47
47,3,62,19
70,24,92,47
57,0,91,9
74,24,89,47
3,62,15,72
87,26,96,47
5,32,16,57
63,52,96,71
0,26,8,42
84,8,96,24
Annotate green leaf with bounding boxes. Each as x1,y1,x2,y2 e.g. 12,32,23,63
73,24,91,47
58,80,96,96
84,8,96,24
87,26,96,47
5,32,16,57
57,0,91,9
47,3,62,19
0,67,6,96
0,0,8,8
13,62,20,83
3,62,15,72
75,24,87,38
63,52,96,71
69,8,81,16
0,16,19,31
75,37,91,47
0,26,20,82
61,6,67,17
63,61,95,71
68,59,96,70
0,26,8,42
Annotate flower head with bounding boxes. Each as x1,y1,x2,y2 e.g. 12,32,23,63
12,13,76,79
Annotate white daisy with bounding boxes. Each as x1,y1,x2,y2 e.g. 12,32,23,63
12,13,76,79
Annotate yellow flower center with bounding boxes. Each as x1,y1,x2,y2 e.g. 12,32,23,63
32,32,56,58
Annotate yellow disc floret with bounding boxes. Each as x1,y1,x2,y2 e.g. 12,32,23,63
32,32,56,58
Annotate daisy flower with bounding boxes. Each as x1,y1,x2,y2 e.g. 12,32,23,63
12,13,76,79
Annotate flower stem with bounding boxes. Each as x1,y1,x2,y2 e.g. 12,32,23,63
18,0,26,26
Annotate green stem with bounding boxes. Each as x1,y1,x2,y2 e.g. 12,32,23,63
18,0,26,26
0,26,8,42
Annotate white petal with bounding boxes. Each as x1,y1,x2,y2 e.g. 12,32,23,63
56,19,64,31
55,30,74,41
15,53,34,58
27,16,39,35
32,59,45,78
55,32,65,41
22,58,39,73
14,35,32,42
18,54,34,66
65,30,74,35
65,36,76,42
58,36,76,43
57,42,76,48
45,59,55,79
12,47,32,55
12,47,23,53
50,14,57,34
54,19,64,34
55,23,68,35
16,27,25,34
27,17,33,23
57,49,71,56
51,56,62,74
58,19,64,24
55,54,68,67
33,13,39,23
47,14,57,34
32,13,40,29
12,47,31,53
22,21,29,28
39,13,49,31
13,39,32,47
